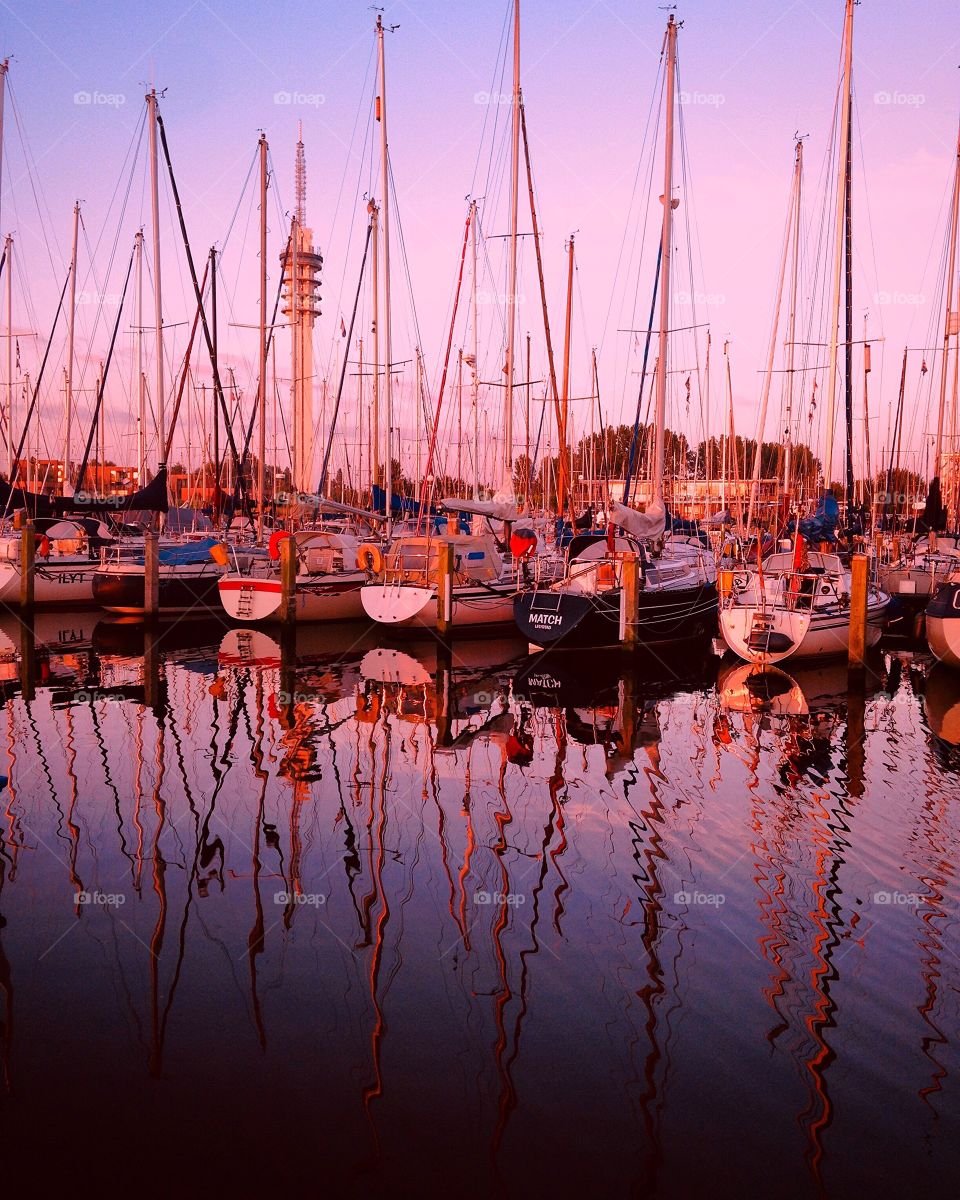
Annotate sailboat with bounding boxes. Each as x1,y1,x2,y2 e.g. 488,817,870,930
719,0,889,666
514,13,717,651
360,2,563,636
880,121,960,623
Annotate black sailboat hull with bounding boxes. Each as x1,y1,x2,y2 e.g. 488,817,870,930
514,583,718,650
92,568,222,615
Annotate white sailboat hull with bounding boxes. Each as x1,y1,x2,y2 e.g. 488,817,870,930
0,558,100,605
360,581,516,630
720,597,886,664
218,571,368,623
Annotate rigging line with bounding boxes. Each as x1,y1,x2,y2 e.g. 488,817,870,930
7,262,71,487
238,231,290,472
319,220,373,496
602,47,665,369
472,0,513,200
155,112,251,513
73,242,136,496
6,82,65,277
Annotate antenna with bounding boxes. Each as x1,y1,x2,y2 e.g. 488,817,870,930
295,120,306,225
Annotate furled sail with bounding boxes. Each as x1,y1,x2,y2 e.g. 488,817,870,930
609,498,667,540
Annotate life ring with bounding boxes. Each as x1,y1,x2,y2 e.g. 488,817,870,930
268,529,293,560
357,543,384,573
38,535,51,558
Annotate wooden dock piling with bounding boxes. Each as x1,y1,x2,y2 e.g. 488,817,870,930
620,552,640,647
280,534,297,625
848,552,868,669
19,521,35,610
144,531,160,620
437,541,454,636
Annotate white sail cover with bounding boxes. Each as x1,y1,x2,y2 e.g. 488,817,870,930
609,499,666,540
440,496,524,522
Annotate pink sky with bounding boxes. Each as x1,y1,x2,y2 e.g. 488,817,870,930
1,0,958,489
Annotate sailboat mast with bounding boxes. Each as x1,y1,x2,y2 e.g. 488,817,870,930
653,13,678,506
376,15,394,527
470,198,479,499
560,232,575,514
257,132,268,542
504,0,521,482
0,60,7,240
748,141,801,532
783,139,803,502
4,233,11,476
844,81,855,519
369,199,380,492
135,230,145,485
147,89,165,464
824,0,854,495
934,120,960,484
65,200,79,490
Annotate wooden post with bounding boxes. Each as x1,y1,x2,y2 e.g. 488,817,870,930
279,534,297,625
143,624,161,712
437,540,454,636
19,520,35,610
848,552,868,669
620,551,640,647
19,614,35,703
144,531,159,620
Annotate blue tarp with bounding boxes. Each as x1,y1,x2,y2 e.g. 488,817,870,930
797,492,839,544
134,537,219,567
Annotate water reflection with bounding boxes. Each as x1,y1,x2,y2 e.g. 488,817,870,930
0,612,957,1194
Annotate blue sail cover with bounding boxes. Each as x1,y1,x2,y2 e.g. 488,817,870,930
133,537,219,566
798,492,839,543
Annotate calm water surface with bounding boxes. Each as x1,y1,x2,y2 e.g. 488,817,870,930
0,608,957,1196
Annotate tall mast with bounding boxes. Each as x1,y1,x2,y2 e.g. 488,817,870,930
376,15,394,527
504,0,521,484
4,233,11,476
257,132,268,542
653,13,679,506
783,139,803,501
748,140,802,532
135,230,145,485
211,246,219,512
934,119,960,484
843,77,855,518
824,0,854,494
369,199,380,491
560,232,575,515
470,198,480,499
64,200,80,490
0,60,8,239
147,89,165,465
862,313,872,505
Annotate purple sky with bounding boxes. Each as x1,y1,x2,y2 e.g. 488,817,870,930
1,0,958,489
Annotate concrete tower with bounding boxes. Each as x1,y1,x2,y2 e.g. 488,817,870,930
280,124,322,493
